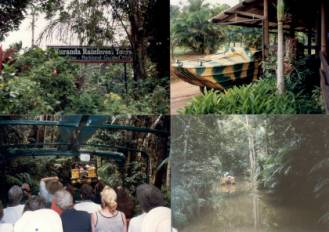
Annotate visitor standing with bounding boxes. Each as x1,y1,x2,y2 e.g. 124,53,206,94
14,196,63,232
55,190,92,232
128,184,165,232
91,186,127,232
0,201,14,232
74,184,101,214
39,176,64,214
1,186,24,224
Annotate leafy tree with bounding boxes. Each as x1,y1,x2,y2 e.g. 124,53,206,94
38,0,168,81
171,0,228,54
38,0,115,46
0,0,30,41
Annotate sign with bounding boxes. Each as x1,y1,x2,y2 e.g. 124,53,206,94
47,46,133,63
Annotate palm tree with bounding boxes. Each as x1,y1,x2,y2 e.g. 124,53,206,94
277,0,285,94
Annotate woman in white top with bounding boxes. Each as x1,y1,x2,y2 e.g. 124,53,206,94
91,186,127,232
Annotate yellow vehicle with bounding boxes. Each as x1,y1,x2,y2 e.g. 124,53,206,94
71,163,98,184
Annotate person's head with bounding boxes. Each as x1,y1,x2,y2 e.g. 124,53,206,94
100,186,117,212
95,181,105,193
80,184,94,201
47,180,63,195
65,183,76,198
8,185,23,205
24,196,46,212
94,181,105,204
54,190,73,210
136,184,165,213
21,183,31,194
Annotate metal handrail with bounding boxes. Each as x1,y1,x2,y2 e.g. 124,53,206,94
0,120,168,135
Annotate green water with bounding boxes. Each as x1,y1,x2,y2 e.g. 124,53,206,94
180,181,327,232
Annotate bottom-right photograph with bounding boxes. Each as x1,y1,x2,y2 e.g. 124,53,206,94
171,115,329,232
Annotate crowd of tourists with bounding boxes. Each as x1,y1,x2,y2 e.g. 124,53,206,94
0,177,171,232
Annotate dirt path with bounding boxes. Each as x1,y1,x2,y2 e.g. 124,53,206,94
170,79,201,114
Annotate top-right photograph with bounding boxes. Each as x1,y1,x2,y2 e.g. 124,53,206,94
170,0,329,115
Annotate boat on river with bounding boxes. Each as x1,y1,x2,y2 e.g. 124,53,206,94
172,47,262,91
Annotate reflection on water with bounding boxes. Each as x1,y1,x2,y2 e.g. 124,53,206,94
181,180,326,232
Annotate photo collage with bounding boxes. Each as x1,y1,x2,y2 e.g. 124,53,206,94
1,0,329,231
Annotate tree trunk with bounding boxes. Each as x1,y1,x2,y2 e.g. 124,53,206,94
129,6,147,83
31,6,36,48
246,116,257,187
277,0,285,94
131,40,147,82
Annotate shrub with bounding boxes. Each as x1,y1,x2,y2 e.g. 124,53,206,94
183,77,324,114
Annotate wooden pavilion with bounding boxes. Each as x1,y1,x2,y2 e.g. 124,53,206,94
210,0,329,112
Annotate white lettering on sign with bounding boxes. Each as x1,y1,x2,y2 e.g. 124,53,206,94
47,46,133,63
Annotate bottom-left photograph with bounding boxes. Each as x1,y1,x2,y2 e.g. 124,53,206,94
0,115,171,232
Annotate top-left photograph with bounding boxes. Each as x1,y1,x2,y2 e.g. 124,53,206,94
0,0,169,115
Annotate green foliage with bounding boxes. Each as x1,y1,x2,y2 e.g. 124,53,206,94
183,75,324,114
171,1,262,54
172,186,198,227
171,116,251,228
171,0,228,54
257,117,329,225
38,0,115,46
0,47,168,114
0,48,80,114
224,26,262,49
98,161,123,187
172,116,329,229
0,0,30,41
68,89,104,114
5,77,51,114
124,161,147,194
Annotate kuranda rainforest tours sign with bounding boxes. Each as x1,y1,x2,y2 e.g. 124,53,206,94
47,46,133,63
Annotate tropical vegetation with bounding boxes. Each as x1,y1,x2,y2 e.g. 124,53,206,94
0,0,169,114
171,0,325,114
0,115,170,209
171,115,329,230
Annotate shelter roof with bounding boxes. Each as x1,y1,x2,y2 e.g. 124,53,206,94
210,0,325,32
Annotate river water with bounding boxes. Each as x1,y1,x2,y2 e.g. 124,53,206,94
180,180,327,232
